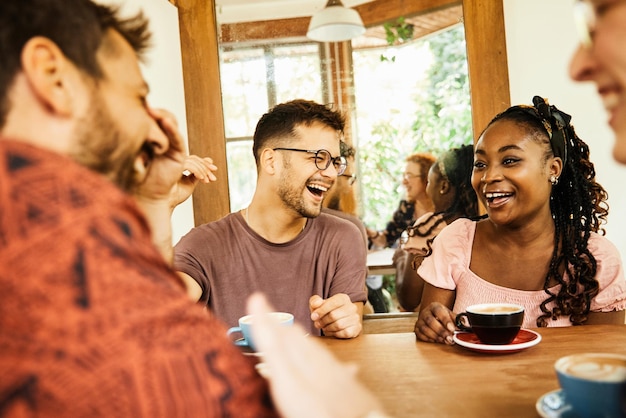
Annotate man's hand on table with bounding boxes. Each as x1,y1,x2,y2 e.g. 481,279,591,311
309,294,362,339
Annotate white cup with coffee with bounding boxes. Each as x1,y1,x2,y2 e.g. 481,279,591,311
555,353,626,418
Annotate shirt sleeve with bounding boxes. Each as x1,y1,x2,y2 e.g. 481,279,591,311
329,219,368,304
417,219,473,291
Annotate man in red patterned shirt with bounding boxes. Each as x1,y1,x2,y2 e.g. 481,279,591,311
0,1,384,417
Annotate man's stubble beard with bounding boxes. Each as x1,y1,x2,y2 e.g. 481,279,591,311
69,91,138,193
277,161,322,219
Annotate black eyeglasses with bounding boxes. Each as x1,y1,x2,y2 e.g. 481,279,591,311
273,148,347,176
573,0,626,48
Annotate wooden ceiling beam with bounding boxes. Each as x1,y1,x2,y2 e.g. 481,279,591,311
220,0,461,43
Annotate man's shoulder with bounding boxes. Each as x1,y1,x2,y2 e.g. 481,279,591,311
313,212,365,246
177,212,243,245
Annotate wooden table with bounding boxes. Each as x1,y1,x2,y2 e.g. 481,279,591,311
319,324,626,418
367,248,396,275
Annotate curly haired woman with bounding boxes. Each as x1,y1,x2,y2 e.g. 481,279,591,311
415,96,626,344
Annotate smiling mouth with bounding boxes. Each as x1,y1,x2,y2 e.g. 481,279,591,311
484,191,513,206
307,183,328,197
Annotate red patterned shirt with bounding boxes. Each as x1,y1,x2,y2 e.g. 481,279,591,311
0,139,276,417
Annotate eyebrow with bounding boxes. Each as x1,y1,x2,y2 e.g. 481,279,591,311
475,144,523,155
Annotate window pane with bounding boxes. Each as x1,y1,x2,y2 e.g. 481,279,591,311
220,48,269,138
274,44,323,103
226,140,257,212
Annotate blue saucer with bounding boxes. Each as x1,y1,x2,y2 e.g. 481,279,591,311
536,389,578,418
234,338,250,347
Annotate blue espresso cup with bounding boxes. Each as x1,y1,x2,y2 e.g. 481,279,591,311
227,312,294,351
555,353,626,418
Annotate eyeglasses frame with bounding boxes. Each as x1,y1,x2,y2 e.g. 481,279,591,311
272,147,347,176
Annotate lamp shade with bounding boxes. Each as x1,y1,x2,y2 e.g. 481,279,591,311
307,0,365,42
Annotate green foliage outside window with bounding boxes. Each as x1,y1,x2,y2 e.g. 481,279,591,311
356,25,473,230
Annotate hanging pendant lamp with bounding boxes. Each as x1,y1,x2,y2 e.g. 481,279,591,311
306,0,365,42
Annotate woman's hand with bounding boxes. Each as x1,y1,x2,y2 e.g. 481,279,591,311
415,302,457,345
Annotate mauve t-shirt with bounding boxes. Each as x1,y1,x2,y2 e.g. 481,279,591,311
174,212,368,335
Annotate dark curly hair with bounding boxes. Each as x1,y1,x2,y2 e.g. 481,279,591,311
486,96,609,327
407,144,480,262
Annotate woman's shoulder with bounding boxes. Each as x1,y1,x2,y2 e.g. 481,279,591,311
588,231,622,257
437,217,476,239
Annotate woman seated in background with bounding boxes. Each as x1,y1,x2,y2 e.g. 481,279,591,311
367,152,436,249
415,96,626,345
393,144,479,312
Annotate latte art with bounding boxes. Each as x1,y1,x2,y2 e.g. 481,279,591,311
560,355,626,382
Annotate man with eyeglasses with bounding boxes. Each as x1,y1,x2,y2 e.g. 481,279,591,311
175,99,367,339
570,0,626,163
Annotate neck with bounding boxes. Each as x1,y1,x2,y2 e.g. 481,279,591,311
244,203,307,243
412,196,435,218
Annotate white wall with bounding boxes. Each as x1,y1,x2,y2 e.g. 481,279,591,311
503,0,626,261
96,0,195,245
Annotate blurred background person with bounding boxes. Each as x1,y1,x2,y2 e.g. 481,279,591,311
364,152,435,313
366,152,436,249
393,144,479,312
322,141,366,247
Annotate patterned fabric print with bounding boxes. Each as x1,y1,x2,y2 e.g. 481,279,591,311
0,140,276,418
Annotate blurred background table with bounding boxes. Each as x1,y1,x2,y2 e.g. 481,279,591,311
366,248,396,276
319,324,626,418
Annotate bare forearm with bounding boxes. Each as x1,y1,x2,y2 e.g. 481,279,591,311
134,198,174,264
396,254,425,312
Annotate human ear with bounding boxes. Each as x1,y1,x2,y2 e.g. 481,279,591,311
440,179,451,195
20,37,74,116
549,156,564,180
260,148,277,175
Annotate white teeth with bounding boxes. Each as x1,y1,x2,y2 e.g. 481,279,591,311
485,192,509,199
601,92,620,111
308,184,328,192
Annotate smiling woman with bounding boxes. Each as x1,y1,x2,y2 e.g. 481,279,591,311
415,96,626,345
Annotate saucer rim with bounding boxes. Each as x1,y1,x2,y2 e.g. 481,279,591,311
453,328,541,352
234,338,250,348
535,388,572,418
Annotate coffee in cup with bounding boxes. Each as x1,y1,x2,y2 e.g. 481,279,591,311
455,303,524,345
555,353,626,418
227,312,294,351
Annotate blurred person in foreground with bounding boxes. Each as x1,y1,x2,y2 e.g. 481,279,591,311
0,1,384,416
393,144,479,312
415,96,626,345
569,0,626,163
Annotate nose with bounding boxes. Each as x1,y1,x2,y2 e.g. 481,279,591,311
147,117,169,156
480,165,503,184
569,44,596,82
320,161,338,179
